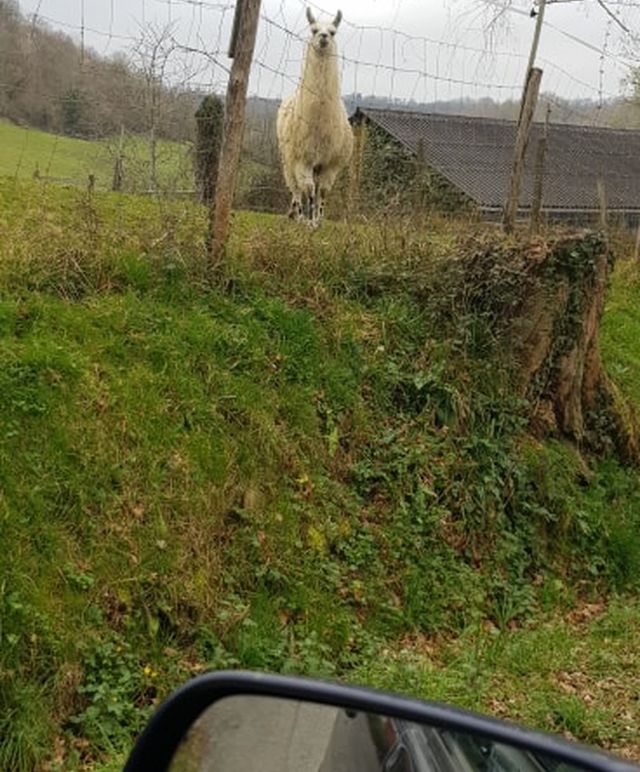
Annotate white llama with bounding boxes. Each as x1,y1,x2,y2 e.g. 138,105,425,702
276,8,353,228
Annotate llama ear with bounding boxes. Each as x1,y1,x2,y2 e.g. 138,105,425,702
306,7,317,26
332,10,343,29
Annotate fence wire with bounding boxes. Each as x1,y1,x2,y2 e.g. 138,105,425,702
2,0,640,220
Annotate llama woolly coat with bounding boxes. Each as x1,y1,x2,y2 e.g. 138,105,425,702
277,12,353,214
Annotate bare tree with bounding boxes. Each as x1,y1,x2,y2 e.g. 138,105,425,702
131,23,176,191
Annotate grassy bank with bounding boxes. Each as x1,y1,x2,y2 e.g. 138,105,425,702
1,179,639,769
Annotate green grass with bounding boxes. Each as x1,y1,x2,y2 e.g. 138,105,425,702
1,178,640,769
603,259,640,407
0,120,105,182
95,599,640,771
0,120,192,191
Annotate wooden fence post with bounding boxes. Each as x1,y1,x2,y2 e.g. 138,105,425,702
530,104,550,235
503,67,542,234
208,0,262,270
348,117,367,219
634,223,640,262
524,0,547,87
597,178,608,232
112,125,125,192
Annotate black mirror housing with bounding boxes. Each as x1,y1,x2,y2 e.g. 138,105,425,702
123,671,638,772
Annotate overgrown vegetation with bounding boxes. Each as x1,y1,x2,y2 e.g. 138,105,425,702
194,96,224,205
1,179,639,769
355,120,474,217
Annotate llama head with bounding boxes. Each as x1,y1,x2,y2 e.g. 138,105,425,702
306,8,342,56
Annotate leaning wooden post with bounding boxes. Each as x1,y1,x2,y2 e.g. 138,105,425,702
530,104,550,235
503,67,542,234
208,0,262,270
634,223,640,262
524,0,547,86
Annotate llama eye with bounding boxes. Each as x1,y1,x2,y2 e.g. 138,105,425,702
329,30,335,36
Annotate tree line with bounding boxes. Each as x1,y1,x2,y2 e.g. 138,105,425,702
0,0,196,142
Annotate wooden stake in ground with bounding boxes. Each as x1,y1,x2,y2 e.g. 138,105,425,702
530,104,551,235
209,0,262,269
597,177,608,232
348,117,366,219
503,67,543,234
502,0,548,234
634,223,640,262
112,125,125,192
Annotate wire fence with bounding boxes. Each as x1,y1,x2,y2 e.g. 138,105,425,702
2,0,640,222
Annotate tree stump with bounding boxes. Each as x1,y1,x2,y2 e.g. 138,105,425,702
459,232,639,463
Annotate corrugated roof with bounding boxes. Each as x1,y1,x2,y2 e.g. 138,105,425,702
354,107,640,212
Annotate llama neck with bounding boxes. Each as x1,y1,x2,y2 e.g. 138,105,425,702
299,45,341,108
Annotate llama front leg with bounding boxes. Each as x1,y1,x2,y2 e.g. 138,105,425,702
310,185,328,229
288,196,303,221
315,167,339,227
304,191,315,224
316,185,325,227
309,180,321,230
293,162,315,226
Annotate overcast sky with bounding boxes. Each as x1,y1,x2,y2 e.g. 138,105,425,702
16,0,639,105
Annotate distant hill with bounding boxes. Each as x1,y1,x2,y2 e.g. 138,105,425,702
246,92,640,129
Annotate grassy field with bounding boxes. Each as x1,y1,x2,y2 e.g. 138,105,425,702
602,257,640,408
1,178,639,770
0,120,193,191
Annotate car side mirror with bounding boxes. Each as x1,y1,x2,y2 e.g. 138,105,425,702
123,671,638,771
